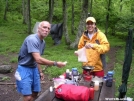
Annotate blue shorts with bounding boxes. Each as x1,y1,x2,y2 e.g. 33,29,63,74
15,65,41,95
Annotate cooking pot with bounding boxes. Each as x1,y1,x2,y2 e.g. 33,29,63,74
82,66,94,72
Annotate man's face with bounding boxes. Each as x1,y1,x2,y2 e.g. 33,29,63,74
38,21,51,38
86,21,96,33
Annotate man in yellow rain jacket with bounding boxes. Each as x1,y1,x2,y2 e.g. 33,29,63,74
77,17,110,77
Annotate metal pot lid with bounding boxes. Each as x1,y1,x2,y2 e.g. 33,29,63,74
82,66,94,70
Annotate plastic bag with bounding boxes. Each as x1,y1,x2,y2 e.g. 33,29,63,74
75,47,88,62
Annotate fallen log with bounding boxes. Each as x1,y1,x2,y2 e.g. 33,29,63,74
0,82,15,85
0,80,52,85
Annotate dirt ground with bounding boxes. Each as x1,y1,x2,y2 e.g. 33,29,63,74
0,47,119,101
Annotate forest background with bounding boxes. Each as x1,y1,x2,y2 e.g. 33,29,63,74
0,0,134,99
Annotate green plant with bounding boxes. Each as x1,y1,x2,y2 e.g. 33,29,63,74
2,77,10,81
10,57,17,63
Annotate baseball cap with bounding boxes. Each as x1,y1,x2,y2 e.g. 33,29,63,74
86,17,96,23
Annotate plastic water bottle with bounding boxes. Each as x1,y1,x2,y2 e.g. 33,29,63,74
72,68,78,76
106,71,113,87
71,68,79,85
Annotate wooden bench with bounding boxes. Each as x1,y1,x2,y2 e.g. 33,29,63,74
35,77,115,101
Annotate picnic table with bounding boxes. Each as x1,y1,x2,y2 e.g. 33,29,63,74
35,75,115,101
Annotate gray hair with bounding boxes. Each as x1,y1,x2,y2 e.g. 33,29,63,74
32,21,50,33
32,22,40,33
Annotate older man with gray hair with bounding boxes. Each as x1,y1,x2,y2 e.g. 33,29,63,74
15,21,66,101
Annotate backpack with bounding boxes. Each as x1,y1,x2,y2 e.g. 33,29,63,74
55,84,90,101
95,39,106,69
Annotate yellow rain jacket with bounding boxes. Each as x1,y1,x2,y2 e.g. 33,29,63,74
78,29,110,72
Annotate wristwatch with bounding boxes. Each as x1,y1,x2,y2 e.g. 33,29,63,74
53,61,57,66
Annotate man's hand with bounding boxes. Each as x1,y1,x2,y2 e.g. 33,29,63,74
85,43,94,49
40,72,45,80
56,61,67,68
74,51,78,56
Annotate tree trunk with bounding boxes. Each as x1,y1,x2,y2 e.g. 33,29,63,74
69,0,89,49
49,0,54,23
22,0,27,24
71,0,75,35
89,0,93,16
3,0,8,20
120,0,122,12
62,0,71,45
105,0,111,36
27,0,31,34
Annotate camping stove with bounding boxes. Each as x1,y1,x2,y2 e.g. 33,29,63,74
82,66,94,81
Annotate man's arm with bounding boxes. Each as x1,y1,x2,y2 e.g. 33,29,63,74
37,64,44,80
37,64,43,73
32,52,66,68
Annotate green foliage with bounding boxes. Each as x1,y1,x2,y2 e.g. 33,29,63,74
7,0,22,12
115,32,128,40
31,1,49,21
0,0,5,16
0,21,27,54
1,0,134,36
107,35,126,47
10,57,18,63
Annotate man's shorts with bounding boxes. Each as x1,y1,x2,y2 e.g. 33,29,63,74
15,65,41,95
